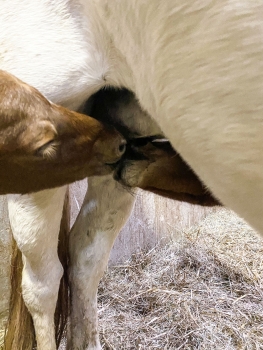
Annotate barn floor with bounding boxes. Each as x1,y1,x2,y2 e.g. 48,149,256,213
98,208,263,350
1,208,263,349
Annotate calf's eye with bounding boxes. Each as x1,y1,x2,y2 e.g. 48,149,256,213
36,140,58,160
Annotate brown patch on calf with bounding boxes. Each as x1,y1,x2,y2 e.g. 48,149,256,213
116,141,220,206
0,70,126,194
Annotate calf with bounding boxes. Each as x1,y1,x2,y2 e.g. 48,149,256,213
0,70,126,194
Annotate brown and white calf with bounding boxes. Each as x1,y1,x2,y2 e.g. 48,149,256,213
0,70,126,194
5,87,221,350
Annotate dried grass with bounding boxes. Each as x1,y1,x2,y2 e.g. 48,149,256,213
98,208,263,350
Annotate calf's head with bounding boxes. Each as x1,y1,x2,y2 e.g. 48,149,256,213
0,70,126,194
115,139,219,206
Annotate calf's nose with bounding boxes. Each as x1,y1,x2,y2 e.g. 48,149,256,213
107,136,126,163
94,128,127,164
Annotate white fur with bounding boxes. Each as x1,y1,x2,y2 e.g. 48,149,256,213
0,0,108,108
85,0,263,234
68,176,136,349
1,0,263,349
7,187,66,350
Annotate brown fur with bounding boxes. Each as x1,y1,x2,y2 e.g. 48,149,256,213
4,239,35,350
116,141,220,206
0,70,126,194
4,189,71,350
54,188,70,348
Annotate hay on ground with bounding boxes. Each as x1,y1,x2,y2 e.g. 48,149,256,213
98,208,263,350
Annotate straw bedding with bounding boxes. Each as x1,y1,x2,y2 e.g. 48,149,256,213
1,208,263,349
98,208,263,349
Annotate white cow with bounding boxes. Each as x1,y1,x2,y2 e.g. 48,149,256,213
1,0,263,349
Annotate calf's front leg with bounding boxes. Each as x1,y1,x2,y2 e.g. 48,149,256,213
7,186,67,350
68,175,136,350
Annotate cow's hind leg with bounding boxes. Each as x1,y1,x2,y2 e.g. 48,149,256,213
7,187,67,350
68,175,136,350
